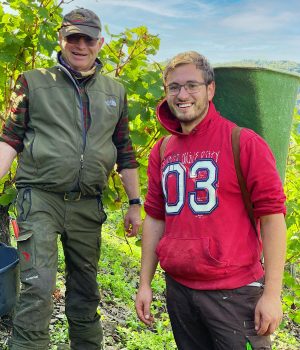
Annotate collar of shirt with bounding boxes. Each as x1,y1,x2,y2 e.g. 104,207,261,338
57,51,103,80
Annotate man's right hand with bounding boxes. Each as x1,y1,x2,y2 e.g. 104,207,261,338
135,284,154,326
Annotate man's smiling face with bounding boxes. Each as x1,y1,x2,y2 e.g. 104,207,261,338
166,63,215,133
59,33,104,72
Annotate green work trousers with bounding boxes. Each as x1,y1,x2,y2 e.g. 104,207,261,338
9,187,106,350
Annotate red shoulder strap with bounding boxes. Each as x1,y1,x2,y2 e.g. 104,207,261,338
231,126,258,235
160,135,172,161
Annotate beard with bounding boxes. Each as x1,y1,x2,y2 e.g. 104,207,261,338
168,99,209,127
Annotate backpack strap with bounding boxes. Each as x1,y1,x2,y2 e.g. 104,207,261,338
231,126,258,235
160,135,172,161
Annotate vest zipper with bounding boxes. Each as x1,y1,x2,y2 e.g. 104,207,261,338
57,66,87,188
74,85,86,188
80,154,84,168
57,66,87,153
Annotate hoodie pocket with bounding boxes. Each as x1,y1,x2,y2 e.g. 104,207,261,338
156,236,229,280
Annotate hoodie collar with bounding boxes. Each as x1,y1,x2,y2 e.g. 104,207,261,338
156,99,220,136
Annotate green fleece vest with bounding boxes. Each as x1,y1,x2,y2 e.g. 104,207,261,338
16,66,125,195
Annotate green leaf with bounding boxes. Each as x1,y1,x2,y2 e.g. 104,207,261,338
135,238,142,247
0,192,15,206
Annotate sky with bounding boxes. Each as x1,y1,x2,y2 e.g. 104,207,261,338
62,0,300,64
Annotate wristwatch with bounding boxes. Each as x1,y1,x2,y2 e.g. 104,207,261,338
129,198,142,205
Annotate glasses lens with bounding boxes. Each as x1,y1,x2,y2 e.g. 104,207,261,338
66,34,98,47
185,82,203,93
167,84,180,95
166,82,206,95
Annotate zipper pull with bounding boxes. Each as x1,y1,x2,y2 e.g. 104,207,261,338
80,154,84,168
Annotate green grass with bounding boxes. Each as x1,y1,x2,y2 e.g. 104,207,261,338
51,212,176,349
1,211,299,349
48,211,299,349
97,215,176,349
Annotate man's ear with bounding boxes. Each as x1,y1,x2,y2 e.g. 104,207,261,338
58,31,63,46
98,37,105,51
207,81,215,101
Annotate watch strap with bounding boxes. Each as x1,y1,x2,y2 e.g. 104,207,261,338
129,198,142,205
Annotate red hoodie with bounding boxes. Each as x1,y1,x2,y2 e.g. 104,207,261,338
144,100,286,290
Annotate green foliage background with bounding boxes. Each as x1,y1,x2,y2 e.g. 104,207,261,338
0,0,299,348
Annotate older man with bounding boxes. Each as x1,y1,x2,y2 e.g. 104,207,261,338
0,8,141,350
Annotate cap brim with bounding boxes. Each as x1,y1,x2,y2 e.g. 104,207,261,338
61,25,101,39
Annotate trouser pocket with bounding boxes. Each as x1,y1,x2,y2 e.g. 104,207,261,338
13,188,58,332
16,188,35,272
16,232,35,273
17,187,32,222
96,196,107,224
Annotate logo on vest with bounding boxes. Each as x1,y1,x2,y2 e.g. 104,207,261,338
105,98,117,107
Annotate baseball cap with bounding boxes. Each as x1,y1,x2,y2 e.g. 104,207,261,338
60,8,102,39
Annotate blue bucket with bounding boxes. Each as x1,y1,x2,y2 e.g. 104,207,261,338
0,243,19,317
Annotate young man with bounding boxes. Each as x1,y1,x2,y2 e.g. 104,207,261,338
0,8,142,350
135,51,286,350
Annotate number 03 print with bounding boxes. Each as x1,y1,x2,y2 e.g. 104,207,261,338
162,159,218,215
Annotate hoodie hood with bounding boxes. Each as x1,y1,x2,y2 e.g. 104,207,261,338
157,99,220,136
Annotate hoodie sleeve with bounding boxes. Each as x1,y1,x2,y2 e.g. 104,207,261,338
144,139,166,220
239,129,286,218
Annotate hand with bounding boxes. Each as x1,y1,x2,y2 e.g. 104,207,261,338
254,293,283,336
135,284,154,326
124,204,142,237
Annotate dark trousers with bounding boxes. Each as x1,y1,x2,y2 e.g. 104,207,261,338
166,274,272,350
9,188,106,350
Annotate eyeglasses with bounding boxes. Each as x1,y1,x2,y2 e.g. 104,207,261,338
166,81,207,95
65,34,98,47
